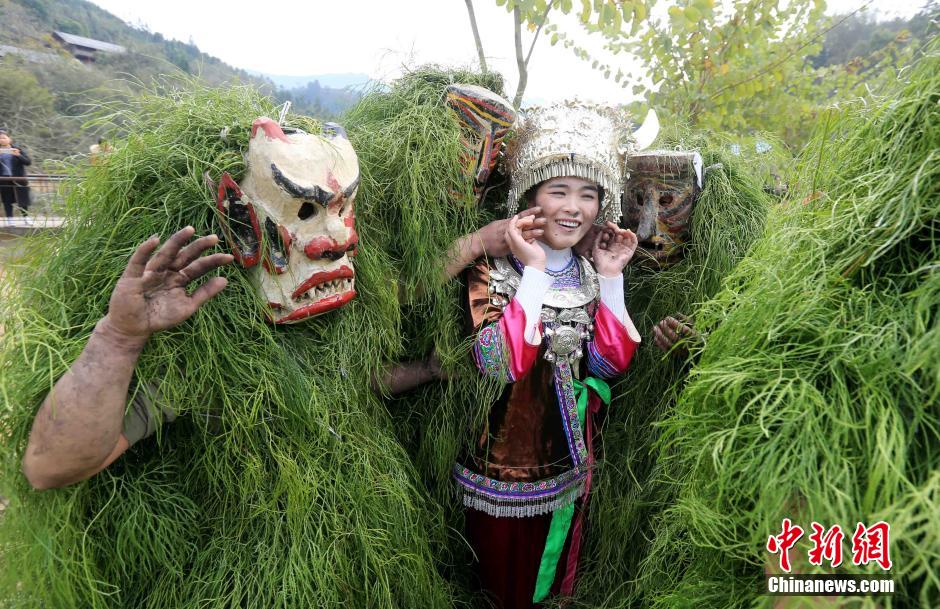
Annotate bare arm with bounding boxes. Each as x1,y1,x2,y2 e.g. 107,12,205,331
442,206,545,279
370,352,447,396
22,227,232,489
376,212,548,397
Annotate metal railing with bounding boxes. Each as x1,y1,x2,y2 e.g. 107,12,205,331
0,174,70,215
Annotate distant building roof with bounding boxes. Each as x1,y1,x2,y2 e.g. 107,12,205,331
53,31,125,54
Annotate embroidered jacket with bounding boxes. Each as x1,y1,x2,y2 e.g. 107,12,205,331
455,255,637,518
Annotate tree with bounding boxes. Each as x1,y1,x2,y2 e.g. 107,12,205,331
503,0,934,148
465,0,655,107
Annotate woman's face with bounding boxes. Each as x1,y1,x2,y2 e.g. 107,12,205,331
531,176,600,250
0,134,11,147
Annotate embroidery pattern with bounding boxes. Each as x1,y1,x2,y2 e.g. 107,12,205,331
458,254,600,517
454,464,588,518
587,341,618,378
473,324,513,382
554,359,588,466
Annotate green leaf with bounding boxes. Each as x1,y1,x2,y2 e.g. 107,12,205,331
635,2,647,21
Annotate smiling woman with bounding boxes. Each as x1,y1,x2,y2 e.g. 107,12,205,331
456,101,643,609
526,176,601,250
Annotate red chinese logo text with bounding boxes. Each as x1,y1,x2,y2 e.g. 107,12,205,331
767,518,805,573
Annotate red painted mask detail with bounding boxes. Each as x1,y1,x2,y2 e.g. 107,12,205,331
251,117,290,143
291,265,355,300
216,172,262,268
275,290,357,324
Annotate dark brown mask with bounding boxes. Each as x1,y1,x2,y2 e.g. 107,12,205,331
621,151,700,268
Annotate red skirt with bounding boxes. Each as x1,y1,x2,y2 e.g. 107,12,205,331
465,504,580,609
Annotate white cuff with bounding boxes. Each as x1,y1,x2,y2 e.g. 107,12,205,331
515,266,553,344
599,273,627,323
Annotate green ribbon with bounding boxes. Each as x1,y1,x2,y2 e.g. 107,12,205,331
532,376,611,603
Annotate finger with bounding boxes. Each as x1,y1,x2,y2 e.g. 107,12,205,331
174,253,234,286
518,206,541,220
122,235,161,279
507,215,525,244
170,234,221,271
652,327,670,352
592,227,605,252
187,276,228,309
663,324,680,343
506,215,518,239
520,228,544,241
146,226,196,273
665,317,691,336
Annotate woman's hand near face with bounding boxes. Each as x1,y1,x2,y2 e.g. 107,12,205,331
475,206,545,258
592,221,637,276
506,214,547,271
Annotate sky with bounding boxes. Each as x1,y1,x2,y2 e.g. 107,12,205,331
87,0,927,105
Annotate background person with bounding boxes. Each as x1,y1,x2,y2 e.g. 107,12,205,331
0,128,32,221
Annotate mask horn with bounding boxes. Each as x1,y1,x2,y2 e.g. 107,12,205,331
633,109,660,152
251,117,290,143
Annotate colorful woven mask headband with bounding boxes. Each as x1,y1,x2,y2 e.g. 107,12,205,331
446,83,515,204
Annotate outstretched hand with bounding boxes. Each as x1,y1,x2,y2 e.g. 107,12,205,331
104,227,233,343
592,222,638,276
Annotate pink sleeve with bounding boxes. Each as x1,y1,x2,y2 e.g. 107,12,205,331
472,299,541,383
498,299,540,381
586,302,638,378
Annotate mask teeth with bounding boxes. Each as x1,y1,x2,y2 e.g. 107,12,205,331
302,277,354,301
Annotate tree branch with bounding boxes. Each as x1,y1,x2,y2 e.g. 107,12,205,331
513,6,527,109
463,0,488,72
524,0,555,67
512,1,555,109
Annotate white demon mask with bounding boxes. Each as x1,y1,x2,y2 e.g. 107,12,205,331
216,117,359,323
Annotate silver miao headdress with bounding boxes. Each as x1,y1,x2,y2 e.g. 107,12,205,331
505,101,634,223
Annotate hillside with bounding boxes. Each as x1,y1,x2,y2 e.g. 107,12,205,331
1,0,265,84
0,0,360,164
